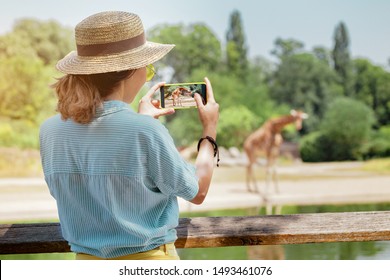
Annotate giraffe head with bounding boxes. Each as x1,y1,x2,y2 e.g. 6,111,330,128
290,110,309,130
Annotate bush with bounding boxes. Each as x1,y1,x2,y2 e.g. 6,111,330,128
320,97,375,161
300,132,331,162
361,126,390,159
300,97,375,162
0,119,39,149
166,109,202,147
300,132,320,162
217,105,258,148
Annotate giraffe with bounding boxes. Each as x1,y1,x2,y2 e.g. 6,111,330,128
243,110,308,195
169,87,193,107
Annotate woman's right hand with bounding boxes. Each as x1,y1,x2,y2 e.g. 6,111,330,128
194,77,219,139
138,82,175,119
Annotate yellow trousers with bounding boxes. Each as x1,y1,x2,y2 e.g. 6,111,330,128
75,243,180,260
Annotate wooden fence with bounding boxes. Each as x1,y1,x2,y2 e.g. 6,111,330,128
1,211,390,255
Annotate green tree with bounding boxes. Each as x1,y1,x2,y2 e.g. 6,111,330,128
271,38,304,59
300,98,375,162
270,51,341,132
320,97,374,160
226,10,248,79
353,58,390,126
148,23,221,82
332,22,353,96
362,125,390,159
0,18,71,148
0,55,56,148
165,68,275,148
0,32,38,59
217,105,257,148
0,55,55,124
9,18,74,65
312,46,332,66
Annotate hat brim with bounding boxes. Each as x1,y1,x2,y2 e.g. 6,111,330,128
56,41,175,75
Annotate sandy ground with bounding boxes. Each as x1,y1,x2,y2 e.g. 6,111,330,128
0,162,389,222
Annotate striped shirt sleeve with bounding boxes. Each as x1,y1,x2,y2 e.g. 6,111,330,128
142,117,199,201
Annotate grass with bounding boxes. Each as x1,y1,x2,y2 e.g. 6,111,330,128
0,253,75,260
359,158,390,175
0,147,42,178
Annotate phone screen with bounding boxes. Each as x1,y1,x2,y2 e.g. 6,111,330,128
160,82,207,109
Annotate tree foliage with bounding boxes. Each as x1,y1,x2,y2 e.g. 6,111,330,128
165,69,276,147
353,58,390,126
0,55,55,123
332,22,353,96
0,15,389,162
226,10,248,79
148,23,221,82
320,98,375,158
0,19,70,148
10,18,74,65
217,105,257,148
271,37,304,59
301,98,375,161
270,50,341,132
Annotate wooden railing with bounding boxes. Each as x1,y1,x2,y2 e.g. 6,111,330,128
1,211,390,255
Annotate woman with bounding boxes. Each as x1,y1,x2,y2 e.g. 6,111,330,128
39,11,219,260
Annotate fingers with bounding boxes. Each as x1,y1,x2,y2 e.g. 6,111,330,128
144,82,165,100
138,84,175,118
154,108,175,119
151,99,161,109
194,92,205,108
204,77,215,103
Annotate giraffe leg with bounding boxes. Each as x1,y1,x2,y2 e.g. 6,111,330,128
273,166,280,194
246,163,253,192
265,157,272,196
246,160,259,193
244,146,257,193
268,160,278,194
273,157,281,194
268,148,280,194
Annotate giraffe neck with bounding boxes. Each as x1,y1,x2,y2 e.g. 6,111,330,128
271,114,296,132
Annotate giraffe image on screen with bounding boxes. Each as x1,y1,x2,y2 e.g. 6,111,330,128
160,82,207,109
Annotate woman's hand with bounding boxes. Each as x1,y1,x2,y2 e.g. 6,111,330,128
138,82,175,118
194,77,219,139
191,77,219,205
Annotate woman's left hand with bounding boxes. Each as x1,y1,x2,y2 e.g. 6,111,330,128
138,82,175,118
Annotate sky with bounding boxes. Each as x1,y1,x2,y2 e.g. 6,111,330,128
1,0,389,68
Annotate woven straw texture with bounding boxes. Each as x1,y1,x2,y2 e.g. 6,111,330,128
56,11,174,74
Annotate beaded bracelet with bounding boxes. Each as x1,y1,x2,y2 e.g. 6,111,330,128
197,136,220,167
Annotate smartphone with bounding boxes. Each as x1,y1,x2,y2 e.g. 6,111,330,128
160,82,207,109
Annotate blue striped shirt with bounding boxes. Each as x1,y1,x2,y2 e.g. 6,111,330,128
39,100,199,258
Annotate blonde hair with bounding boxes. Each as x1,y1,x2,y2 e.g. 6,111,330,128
53,70,134,124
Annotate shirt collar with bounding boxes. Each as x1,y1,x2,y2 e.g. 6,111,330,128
95,100,133,117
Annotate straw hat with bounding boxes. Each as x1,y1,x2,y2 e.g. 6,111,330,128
56,11,175,75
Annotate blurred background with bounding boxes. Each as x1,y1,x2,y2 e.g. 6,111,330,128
1,0,390,260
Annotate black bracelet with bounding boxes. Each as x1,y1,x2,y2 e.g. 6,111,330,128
197,136,220,167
